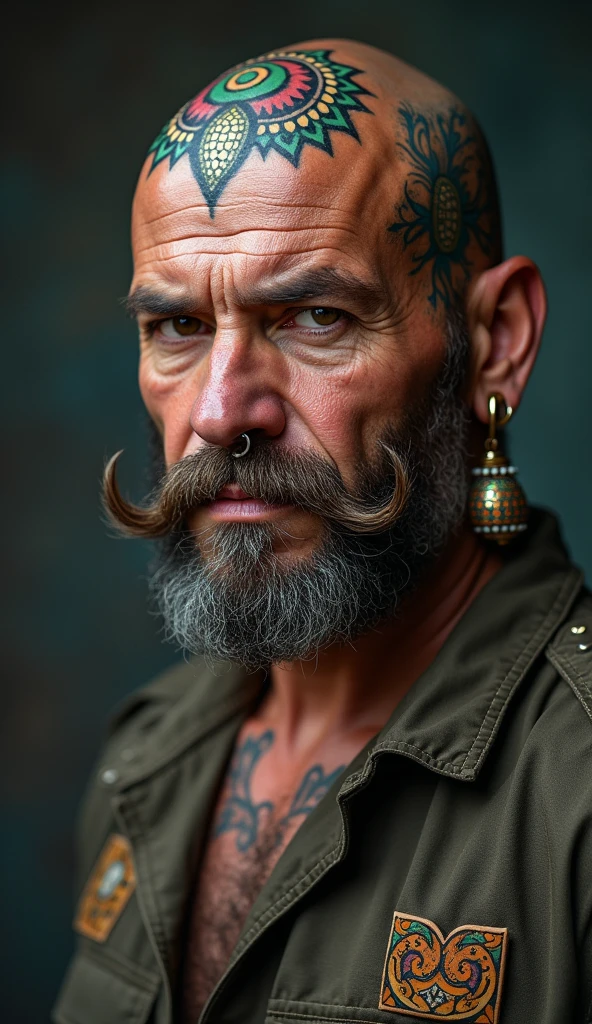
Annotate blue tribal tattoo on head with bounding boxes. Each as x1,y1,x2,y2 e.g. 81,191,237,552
389,102,500,311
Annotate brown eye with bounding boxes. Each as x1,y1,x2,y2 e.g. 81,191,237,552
160,316,207,339
173,316,201,335
293,307,342,328
311,308,340,325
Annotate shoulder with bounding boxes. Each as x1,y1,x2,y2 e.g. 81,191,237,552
72,654,253,890
106,656,204,737
545,587,592,727
539,589,592,950
73,656,216,890
513,587,592,851
490,587,592,830
524,587,592,776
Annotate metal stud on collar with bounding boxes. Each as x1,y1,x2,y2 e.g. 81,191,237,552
232,432,251,458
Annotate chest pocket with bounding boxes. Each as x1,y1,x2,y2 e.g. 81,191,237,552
52,947,159,1024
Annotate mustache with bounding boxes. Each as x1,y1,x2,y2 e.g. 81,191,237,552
102,441,410,538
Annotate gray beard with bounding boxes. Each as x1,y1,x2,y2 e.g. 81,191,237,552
148,313,470,669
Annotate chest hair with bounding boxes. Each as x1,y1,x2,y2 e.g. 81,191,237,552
180,809,293,1022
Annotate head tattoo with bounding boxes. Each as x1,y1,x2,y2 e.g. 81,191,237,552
388,103,501,309
147,48,373,215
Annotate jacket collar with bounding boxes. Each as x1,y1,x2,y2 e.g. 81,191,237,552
369,510,582,781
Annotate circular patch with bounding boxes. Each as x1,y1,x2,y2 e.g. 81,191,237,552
184,57,324,128
208,62,287,104
225,67,270,91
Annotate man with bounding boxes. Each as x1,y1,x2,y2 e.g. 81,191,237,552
54,38,591,1024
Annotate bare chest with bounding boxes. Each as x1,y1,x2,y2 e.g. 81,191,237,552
179,728,345,1022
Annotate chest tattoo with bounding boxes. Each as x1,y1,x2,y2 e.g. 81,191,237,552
181,730,345,1020
214,729,345,851
214,729,275,851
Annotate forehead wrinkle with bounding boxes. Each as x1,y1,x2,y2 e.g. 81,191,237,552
133,219,363,260
136,142,382,230
134,172,380,252
133,237,378,273
138,195,361,231
133,245,399,317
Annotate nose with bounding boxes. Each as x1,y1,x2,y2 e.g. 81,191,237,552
189,329,286,448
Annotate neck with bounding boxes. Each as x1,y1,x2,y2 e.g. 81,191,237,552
266,527,502,755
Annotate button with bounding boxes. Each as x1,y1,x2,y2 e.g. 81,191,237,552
571,625,587,634
578,643,590,652
101,768,119,785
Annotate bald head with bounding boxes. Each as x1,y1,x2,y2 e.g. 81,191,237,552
135,38,501,314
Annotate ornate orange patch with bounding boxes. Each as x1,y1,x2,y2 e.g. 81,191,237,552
379,912,508,1022
74,834,136,942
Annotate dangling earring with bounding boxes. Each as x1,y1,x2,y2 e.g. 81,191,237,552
469,393,529,545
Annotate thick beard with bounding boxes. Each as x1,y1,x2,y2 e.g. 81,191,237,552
148,313,470,669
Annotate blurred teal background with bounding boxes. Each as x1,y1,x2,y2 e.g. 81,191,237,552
2,1,591,1020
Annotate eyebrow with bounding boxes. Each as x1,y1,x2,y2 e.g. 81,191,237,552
124,288,192,319
125,268,390,321
236,267,389,318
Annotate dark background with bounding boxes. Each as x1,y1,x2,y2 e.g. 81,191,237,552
3,1,591,1020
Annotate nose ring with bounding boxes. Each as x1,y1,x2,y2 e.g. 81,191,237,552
232,432,251,458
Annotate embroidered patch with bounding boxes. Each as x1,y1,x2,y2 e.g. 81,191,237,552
74,834,136,942
379,912,507,1022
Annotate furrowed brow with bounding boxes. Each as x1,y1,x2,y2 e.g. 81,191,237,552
239,268,389,318
125,270,392,320
124,287,194,319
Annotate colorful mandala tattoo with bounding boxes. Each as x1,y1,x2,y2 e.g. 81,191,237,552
148,49,373,215
388,103,494,310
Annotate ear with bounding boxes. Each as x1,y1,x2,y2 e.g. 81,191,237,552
465,256,547,425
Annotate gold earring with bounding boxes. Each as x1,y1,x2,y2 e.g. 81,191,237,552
469,393,529,545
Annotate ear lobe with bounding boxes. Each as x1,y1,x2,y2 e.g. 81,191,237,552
467,256,547,425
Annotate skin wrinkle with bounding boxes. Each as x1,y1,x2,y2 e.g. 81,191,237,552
134,133,387,268
135,199,369,234
136,213,365,240
133,253,404,323
131,259,406,357
140,198,362,229
133,242,370,268
127,272,396,325
217,261,232,321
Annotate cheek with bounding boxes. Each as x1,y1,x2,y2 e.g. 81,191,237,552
139,356,198,465
287,356,409,465
289,333,442,483
138,357,159,420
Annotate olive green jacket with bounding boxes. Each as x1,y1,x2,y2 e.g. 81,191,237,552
54,511,592,1024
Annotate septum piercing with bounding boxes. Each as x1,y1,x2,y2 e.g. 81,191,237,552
232,432,251,458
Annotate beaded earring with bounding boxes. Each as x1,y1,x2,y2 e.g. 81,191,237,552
469,393,529,545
